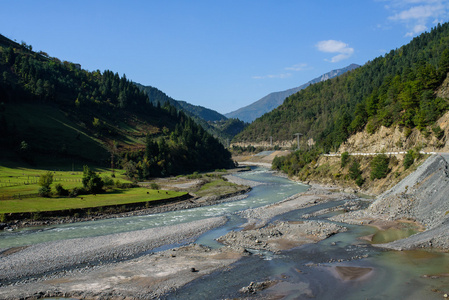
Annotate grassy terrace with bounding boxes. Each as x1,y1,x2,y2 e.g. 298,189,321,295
0,166,186,214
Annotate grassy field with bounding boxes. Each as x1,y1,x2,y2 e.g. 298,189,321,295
0,188,186,214
195,178,247,197
0,165,127,198
0,166,185,214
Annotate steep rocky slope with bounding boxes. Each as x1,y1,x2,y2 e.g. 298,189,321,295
333,154,449,250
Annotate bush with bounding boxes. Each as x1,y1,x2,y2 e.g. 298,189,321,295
341,152,350,168
348,160,364,186
103,176,115,187
38,186,52,197
432,126,444,139
403,150,415,169
32,212,42,221
150,183,159,190
69,187,87,197
38,171,53,197
349,161,361,180
55,183,69,196
82,165,104,194
355,175,365,187
0,213,7,222
39,171,53,188
370,154,390,180
187,172,202,179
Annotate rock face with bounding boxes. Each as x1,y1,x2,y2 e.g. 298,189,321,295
338,123,447,154
437,71,449,99
362,154,449,249
369,155,449,229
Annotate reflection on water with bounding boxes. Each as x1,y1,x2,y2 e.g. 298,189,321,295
170,219,449,300
164,171,449,300
371,223,420,244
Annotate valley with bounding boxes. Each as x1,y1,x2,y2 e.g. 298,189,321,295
1,12,449,300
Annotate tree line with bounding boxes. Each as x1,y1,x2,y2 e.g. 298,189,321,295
234,23,449,153
0,37,234,176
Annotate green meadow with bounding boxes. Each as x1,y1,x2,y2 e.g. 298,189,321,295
0,166,186,214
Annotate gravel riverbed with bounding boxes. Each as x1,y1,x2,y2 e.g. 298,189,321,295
0,216,227,285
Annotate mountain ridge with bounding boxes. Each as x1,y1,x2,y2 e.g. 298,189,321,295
225,63,360,123
0,33,234,176
233,23,449,151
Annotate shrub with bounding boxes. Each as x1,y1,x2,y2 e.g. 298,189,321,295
432,126,444,139
55,183,69,196
341,152,350,168
38,171,53,197
102,176,115,188
69,187,87,197
403,150,415,169
82,165,104,194
32,212,42,221
355,175,365,187
150,183,159,190
349,160,364,186
370,154,390,180
0,213,7,222
38,186,52,197
187,172,202,179
404,127,412,138
349,161,361,180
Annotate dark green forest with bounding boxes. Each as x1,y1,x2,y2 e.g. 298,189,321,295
136,83,247,143
0,34,234,177
234,23,449,153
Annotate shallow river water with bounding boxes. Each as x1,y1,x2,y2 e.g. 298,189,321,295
1,167,449,299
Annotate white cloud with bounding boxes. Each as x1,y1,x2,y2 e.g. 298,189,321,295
253,63,310,79
285,63,309,71
315,40,354,63
382,0,449,36
252,73,292,79
388,3,443,20
405,23,428,35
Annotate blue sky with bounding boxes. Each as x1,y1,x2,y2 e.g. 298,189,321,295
1,0,449,114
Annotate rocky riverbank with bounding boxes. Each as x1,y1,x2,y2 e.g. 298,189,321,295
331,154,449,250
0,179,356,299
3,155,447,299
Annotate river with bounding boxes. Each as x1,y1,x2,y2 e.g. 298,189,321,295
1,167,448,299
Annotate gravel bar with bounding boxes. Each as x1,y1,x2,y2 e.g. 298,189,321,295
0,216,227,284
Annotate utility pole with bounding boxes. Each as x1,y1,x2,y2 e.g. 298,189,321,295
270,136,273,147
294,133,302,150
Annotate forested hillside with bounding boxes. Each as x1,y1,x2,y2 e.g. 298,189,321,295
234,23,449,152
136,83,247,142
225,64,359,123
0,34,234,177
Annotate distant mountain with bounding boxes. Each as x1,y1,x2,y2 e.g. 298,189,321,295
233,23,449,152
135,83,226,122
135,83,247,143
225,64,360,123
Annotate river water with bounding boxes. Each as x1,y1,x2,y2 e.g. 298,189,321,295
1,167,448,299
